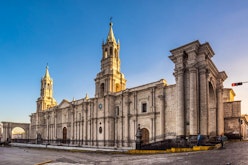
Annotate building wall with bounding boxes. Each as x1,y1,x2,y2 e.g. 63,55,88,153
224,101,241,137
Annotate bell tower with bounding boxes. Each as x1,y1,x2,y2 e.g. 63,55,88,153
95,21,126,98
36,65,57,112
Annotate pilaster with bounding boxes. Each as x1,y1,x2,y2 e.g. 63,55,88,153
217,87,224,135
189,67,197,135
158,91,166,139
124,92,131,146
199,68,208,135
176,69,185,136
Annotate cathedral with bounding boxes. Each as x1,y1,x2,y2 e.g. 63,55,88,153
29,21,230,148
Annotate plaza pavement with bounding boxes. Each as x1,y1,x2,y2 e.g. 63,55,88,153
1,141,248,164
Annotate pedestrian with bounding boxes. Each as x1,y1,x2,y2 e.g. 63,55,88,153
197,134,201,146
219,135,224,148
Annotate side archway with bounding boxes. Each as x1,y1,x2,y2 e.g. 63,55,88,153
2,122,30,142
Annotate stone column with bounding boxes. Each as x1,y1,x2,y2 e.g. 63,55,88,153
71,110,74,143
152,88,156,141
81,112,85,145
54,112,57,139
121,95,124,146
199,68,208,135
150,118,154,142
189,67,197,135
115,115,118,147
217,88,224,135
26,128,29,139
84,104,88,145
7,124,11,141
176,69,185,136
2,124,7,141
158,91,165,139
125,95,131,146
75,118,78,143
46,115,49,140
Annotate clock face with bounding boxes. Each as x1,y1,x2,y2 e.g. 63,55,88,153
99,103,102,109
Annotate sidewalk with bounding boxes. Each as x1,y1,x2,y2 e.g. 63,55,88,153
10,143,132,152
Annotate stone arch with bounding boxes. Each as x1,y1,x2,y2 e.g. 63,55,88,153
208,82,217,136
141,128,149,144
2,122,30,142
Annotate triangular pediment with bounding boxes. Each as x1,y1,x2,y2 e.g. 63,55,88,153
57,99,71,109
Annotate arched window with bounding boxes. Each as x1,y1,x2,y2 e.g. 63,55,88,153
110,47,113,56
100,83,105,97
104,48,108,58
99,127,102,134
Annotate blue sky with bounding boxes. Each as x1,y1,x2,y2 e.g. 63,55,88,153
1,0,248,123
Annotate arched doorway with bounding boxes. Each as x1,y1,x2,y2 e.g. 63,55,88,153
62,127,67,143
141,128,149,144
209,82,217,136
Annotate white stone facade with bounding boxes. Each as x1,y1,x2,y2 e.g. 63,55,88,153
29,22,230,148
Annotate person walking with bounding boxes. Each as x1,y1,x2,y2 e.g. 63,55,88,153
219,135,224,148
197,134,201,146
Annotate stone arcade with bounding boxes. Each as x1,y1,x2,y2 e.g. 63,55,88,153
25,22,237,147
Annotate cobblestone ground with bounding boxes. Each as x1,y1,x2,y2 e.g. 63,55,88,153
1,141,248,165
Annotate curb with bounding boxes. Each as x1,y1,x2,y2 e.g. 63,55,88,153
34,160,53,165
10,143,130,153
127,144,220,154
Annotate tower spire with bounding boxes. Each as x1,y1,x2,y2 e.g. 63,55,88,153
44,64,50,79
106,19,116,43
